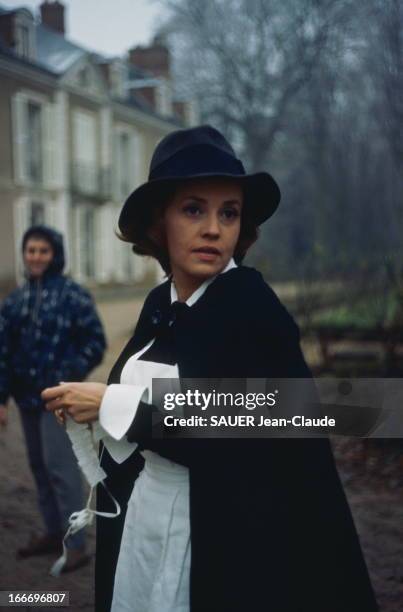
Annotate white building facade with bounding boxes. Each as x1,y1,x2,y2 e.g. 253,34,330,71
0,3,197,290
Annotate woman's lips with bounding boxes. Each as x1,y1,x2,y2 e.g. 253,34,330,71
192,248,221,262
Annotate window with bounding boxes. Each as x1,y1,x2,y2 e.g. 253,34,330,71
78,67,90,88
72,110,97,194
26,101,42,182
12,92,57,187
110,61,127,98
82,208,95,278
30,202,45,225
117,131,131,198
18,24,30,58
114,127,138,200
74,205,98,280
123,245,133,279
14,11,35,61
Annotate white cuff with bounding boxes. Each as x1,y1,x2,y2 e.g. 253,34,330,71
92,421,137,465
99,384,150,441
102,433,138,464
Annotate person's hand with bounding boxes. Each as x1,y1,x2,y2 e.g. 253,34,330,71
0,404,8,428
41,382,107,424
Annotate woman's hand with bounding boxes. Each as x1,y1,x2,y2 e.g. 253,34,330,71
41,382,107,424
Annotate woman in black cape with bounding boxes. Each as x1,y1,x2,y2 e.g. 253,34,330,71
43,125,378,612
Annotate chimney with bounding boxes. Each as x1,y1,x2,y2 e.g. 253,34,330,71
173,100,199,127
0,12,15,49
131,86,157,109
129,42,170,79
40,1,65,35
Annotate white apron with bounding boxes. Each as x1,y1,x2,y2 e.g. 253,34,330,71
110,344,191,612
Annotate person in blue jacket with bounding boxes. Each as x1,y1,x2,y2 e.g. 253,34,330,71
0,225,106,571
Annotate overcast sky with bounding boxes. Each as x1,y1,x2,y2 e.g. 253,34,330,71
4,0,168,57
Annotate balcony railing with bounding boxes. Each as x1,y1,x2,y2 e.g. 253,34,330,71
71,162,112,199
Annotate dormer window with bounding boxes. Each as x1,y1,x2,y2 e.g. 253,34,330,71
78,67,90,88
110,60,128,98
14,9,36,61
17,24,30,57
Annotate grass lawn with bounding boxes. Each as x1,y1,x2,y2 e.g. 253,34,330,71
312,292,402,329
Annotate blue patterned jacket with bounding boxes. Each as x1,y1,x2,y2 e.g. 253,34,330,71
0,226,107,410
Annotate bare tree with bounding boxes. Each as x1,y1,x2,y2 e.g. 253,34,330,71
157,0,402,281
364,0,403,169
159,0,350,169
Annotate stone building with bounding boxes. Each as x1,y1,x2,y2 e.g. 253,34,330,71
0,1,197,290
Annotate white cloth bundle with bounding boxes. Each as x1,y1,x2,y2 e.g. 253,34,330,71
49,417,121,577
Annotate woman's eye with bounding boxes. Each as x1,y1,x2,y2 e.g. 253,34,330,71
221,208,239,220
183,204,202,216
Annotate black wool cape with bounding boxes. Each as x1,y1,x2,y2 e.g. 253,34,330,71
95,266,378,612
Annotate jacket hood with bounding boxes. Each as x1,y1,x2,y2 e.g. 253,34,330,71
22,225,65,277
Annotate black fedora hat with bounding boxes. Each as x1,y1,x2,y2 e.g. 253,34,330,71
118,125,281,232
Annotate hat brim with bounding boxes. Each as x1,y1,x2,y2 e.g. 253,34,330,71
118,171,281,232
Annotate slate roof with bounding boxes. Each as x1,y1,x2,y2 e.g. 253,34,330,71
36,23,85,73
0,2,183,125
0,5,15,15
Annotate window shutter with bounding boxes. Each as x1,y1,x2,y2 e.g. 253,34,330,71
114,131,122,200
114,208,127,282
47,200,58,226
94,205,110,282
13,197,29,281
73,206,84,281
130,130,139,191
43,102,59,188
11,93,28,183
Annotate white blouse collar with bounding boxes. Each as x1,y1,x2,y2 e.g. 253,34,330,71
170,258,237,306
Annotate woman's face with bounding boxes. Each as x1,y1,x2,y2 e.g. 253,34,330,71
23,237,54,278
162,178,243,286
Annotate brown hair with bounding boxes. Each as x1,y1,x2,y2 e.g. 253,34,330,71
117,182,259,275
